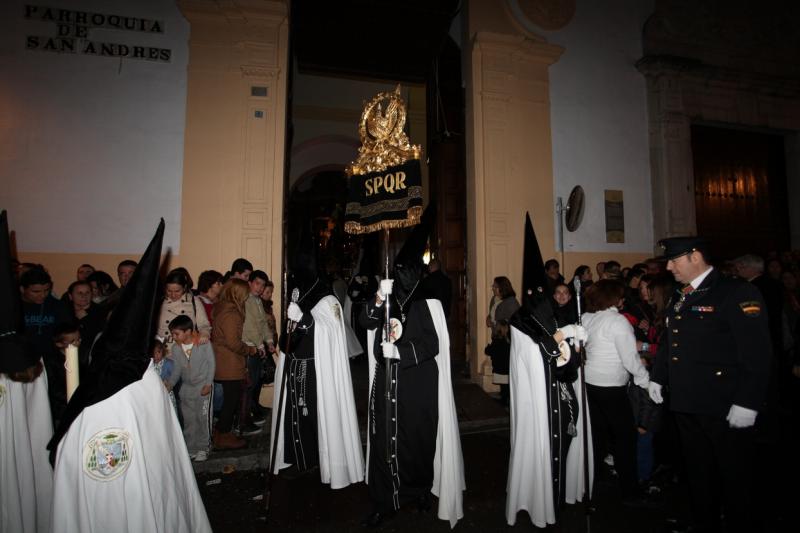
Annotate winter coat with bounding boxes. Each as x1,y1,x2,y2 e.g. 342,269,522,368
211,300,252,381
156,293,212,344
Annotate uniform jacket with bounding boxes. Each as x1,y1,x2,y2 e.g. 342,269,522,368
211,301,252,381
653,268,771,416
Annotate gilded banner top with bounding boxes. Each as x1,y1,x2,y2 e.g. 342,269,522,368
344,85,424,234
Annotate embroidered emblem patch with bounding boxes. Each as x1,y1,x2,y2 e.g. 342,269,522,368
388,317,403,342
332,303,341,320
83,428,132,481
739,301,761,317
0,384,6,408
691,306,715,313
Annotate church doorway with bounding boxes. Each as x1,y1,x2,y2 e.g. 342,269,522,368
284,0,467,361
691,124,790,260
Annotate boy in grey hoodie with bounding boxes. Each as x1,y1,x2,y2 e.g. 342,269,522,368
168,315,216,462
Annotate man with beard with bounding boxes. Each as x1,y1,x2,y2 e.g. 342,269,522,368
506,213,591,528
359,205,464,528
269,224,363,489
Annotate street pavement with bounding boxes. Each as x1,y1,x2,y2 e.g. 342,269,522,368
194,356,797,532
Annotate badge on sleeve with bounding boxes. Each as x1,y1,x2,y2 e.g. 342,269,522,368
739,301,762,317
83,428,133,481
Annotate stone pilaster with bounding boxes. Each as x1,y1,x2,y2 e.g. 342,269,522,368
465,30,562,389
178,0,288,308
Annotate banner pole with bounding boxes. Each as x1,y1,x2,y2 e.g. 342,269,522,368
383,227,394,464
574,276,593,532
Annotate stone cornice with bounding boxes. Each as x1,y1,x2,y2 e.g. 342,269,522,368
473,31,563,66
178,0,287,25
637,55,800,98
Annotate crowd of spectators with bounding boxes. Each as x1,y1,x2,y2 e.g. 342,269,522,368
11,256,279,461
488,250,800,506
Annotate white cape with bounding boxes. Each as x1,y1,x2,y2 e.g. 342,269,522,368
51,362,211,533
270,295,364,489
0,363,53,533
366,299,465,528
342,295,364,358
506,326,593,527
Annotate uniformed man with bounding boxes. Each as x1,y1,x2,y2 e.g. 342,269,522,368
648,237,771,533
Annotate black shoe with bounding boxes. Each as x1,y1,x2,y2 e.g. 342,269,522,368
416,494,431,513
360,510,395,528
251,415,267,427
664,518,694,533
237,423,262,436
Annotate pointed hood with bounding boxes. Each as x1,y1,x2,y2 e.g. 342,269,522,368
288,220,330,311
510,212,560,345
48,219,164,463
393,203,436,303
0,210,39,374
520,212,548,305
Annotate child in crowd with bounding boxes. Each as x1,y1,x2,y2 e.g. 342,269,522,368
151,338,176,410
484,320,511,406
628,352,661,493
167,315,216,462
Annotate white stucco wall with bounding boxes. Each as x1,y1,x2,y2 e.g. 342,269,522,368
0,0,188,254
511,0,655,253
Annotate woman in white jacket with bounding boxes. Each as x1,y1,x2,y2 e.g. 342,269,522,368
581,279,649,505
156,270,211,349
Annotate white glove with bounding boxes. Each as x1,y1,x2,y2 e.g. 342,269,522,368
726,404,757,428
287,302,303,322
558,324,587,343
648,382,664,404
378,279,394,300
381,341,400,360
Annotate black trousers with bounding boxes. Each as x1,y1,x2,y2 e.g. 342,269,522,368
216,379,243,433
674,412,759,533
586,383,638,496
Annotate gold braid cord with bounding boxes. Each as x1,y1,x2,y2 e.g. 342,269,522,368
346,85,422,177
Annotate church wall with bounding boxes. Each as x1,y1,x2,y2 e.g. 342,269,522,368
177,0,289,309
0,0,190,292
464,0,655,389
543,0,656,257
2,1,289,298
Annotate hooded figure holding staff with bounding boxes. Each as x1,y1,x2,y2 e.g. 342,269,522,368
359,204,464,528
269,222,363,489
506,213,593,528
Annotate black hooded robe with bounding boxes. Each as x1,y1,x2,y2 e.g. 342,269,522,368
509,293,580,509
360,297,439,512
279,283,331,473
